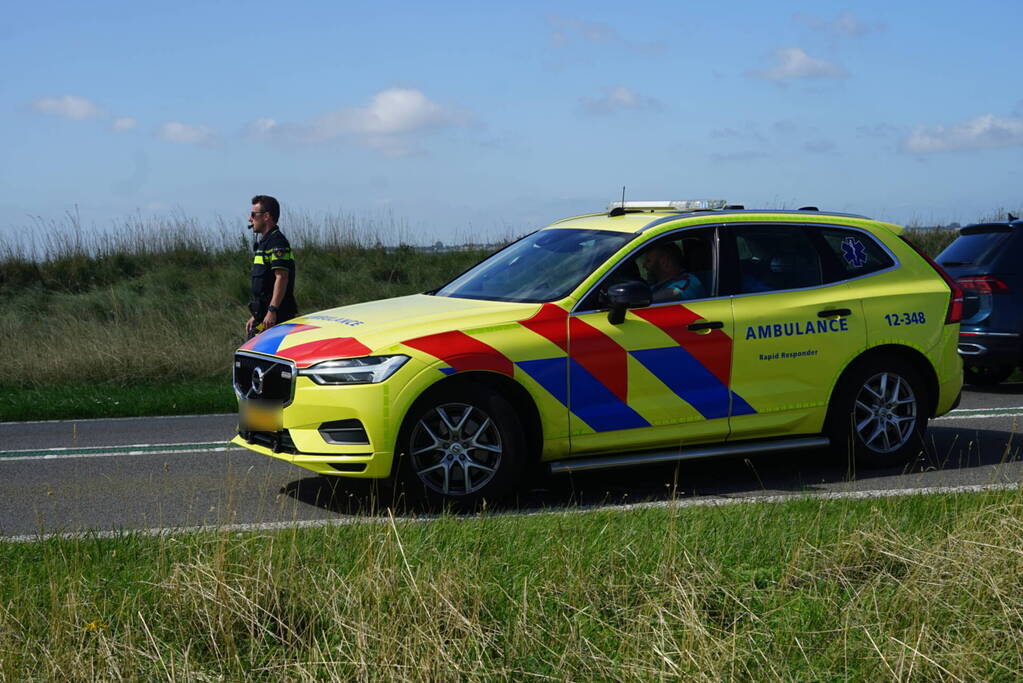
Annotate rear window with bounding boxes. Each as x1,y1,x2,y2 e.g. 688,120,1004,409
818,228,895,283
938,231,1012,267
734,226,823,293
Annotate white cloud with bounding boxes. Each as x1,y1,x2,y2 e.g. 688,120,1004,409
794,11,885,38
245,118,278,137
747,48,848,83
548,15,618,46
709,120,838,160
579,86,661,115
32,95,103,120
112,117,137,131
547,15,664,55
251,88,470,157
311,88,466,139
902,114,1023,154
155,121,217,146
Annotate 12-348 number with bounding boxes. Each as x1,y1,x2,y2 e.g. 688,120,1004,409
884,312,926,326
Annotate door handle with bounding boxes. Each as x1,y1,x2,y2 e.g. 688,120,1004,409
687,321,724,331
817,308,852,318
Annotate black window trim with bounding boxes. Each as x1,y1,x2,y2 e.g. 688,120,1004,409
719,222,901,299
570,221,901,314
572,225,723,314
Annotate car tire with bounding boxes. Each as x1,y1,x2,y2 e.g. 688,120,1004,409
827,358,929,469
392,382,525,509
964,364,1015,387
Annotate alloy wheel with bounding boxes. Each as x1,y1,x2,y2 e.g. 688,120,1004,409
408,402,503,496
853,372,918,454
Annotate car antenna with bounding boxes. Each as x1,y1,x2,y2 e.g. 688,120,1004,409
609,185,627,217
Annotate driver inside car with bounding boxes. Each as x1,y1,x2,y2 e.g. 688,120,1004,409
641,242,706,302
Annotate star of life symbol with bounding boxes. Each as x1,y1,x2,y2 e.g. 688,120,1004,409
841,237,868,268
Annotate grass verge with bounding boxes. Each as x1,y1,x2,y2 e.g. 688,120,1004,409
0,380,234,422
2,488,1022,679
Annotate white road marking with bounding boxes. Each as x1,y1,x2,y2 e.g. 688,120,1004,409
0,447,240,462
3,409,1022,462
1,440,228,455
2,481,1019,543
1,413,235,426
948,406,1023,413
0,441,241,462
934,413,1023,421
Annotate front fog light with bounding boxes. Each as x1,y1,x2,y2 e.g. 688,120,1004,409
299,355,410,385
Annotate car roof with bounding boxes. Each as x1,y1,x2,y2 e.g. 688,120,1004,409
544,209,903,235
960,220,1022,234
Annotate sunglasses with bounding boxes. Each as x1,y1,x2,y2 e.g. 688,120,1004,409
250,210,267,218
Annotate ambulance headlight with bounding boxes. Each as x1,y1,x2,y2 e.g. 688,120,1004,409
300,355,410,385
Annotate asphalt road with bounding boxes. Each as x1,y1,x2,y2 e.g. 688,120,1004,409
2,384,1023,538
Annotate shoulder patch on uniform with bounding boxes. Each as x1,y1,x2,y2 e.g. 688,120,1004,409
273,247,287,258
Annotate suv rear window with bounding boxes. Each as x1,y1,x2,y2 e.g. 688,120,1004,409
818,228,894,283
735,226,823,293
938,230,1012,267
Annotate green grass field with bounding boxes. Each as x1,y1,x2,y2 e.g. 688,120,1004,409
2,489,1021,680
0,215,977,421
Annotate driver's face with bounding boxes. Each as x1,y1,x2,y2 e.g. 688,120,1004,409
642,250,662,281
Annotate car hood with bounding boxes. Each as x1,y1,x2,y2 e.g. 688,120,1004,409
239,294,544,367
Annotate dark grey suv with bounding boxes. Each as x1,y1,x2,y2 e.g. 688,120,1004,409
937,218,1022,385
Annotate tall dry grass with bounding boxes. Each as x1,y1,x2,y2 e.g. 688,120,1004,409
2,492,1022,680
1,212,499,390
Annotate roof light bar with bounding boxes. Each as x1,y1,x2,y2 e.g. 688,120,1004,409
607,199,729,212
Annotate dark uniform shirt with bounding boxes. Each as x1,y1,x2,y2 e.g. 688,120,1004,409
250,227,297,322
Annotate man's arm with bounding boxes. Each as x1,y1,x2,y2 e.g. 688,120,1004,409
261,269,289,328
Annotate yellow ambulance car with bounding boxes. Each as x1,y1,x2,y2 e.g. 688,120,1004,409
233,201,963,504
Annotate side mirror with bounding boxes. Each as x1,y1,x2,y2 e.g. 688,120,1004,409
606,280,652,325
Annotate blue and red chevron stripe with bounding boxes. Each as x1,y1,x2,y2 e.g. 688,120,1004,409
241,323,319,355
241,324,373,367
403,303,757,432
403,330,515,377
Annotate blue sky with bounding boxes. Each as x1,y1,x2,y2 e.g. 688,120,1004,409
3,0,1021,244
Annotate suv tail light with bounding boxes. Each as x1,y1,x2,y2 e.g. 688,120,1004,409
900,236,964,324
956,275,1011,294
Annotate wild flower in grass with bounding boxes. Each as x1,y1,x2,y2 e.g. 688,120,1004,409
83,620,109,631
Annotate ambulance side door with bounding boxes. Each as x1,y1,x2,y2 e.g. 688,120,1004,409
567,227,738,456
724,223,868,440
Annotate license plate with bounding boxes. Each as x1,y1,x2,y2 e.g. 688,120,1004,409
240,402,282,431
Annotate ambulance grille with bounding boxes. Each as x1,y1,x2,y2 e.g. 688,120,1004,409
234,353,294,404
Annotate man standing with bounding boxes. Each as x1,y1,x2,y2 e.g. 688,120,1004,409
246,195,298,338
